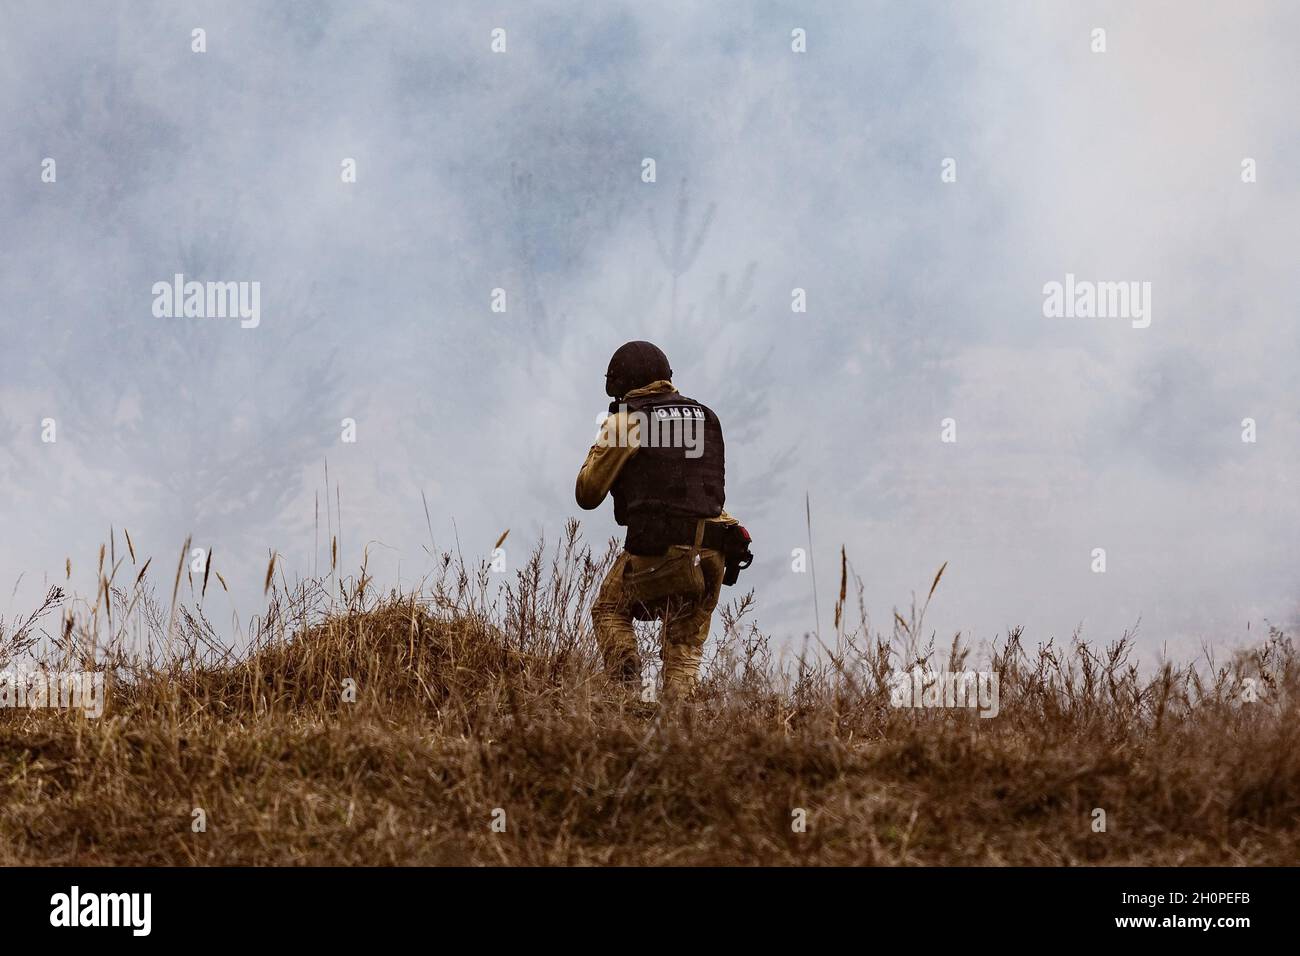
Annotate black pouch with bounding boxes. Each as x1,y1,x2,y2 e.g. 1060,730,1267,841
722,524,754,586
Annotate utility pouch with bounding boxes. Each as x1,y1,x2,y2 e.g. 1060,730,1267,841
623,519,707,611
722,524,754,587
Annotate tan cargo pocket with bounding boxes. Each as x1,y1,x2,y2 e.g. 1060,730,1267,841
623,519,708,611
623,545,706,607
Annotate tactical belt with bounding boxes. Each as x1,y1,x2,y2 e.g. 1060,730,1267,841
625,515,729,556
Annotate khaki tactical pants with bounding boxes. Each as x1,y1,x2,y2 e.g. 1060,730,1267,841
592,546,727,698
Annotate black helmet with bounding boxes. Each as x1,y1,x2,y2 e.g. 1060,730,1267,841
604,341,672,398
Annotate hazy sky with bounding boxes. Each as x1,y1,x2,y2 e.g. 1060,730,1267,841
2,1,1297,662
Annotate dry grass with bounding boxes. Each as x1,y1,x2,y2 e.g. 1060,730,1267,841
1,520,1297,865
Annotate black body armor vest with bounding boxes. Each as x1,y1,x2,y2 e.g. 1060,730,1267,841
611,391,725,551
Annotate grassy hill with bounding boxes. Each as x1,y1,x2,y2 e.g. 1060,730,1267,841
1,523,1296,865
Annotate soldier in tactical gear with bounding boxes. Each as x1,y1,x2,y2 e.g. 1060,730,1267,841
576,341,750,699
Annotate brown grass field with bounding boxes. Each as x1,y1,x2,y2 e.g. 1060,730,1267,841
1,521,1297,866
